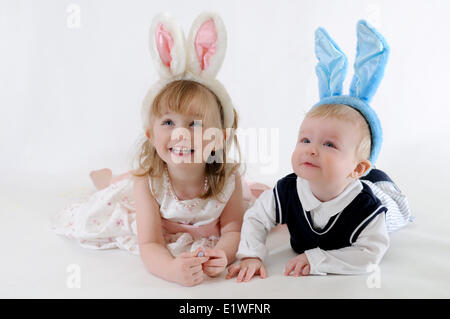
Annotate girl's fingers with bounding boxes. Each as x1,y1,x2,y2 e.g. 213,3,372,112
188,256,209,267
191,265,202,273
192,268,204,279
204,257,227,267
179,251,193,258
192,274,204,285
203,249,223,258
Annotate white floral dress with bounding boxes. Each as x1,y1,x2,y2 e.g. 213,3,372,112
53,171,236,256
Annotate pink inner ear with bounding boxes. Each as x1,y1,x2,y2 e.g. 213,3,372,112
195,19,217,70
156,23,174,68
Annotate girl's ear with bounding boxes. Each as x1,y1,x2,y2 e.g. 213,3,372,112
186,12,227,78
351,160,371,178
145,129,151,140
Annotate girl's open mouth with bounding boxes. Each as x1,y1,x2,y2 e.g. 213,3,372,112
169,147,194,156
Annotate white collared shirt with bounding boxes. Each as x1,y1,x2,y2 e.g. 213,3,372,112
237,176,390,275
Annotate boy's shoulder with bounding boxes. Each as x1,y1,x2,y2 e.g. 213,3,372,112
275,172,298,186
349,181,384,212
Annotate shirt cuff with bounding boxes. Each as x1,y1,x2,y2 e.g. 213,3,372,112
236,245,267,261
304,248,327,276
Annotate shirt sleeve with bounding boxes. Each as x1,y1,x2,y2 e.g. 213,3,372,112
236,189,278,261
304,213,390,275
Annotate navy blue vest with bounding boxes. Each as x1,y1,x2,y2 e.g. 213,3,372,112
360,168,394,184
273,173,387,254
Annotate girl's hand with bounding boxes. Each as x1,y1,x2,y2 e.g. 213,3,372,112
169,251,209,287
284,253,310,277
202,249,228,277
226,257,267,282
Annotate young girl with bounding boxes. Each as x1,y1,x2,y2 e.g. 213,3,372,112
54,12,248,286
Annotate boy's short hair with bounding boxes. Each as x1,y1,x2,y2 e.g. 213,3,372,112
306,104,371,161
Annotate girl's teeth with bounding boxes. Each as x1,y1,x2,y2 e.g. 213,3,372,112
171,147,192,154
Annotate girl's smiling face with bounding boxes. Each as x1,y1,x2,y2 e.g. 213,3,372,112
148,94,224,169
291,115,362,188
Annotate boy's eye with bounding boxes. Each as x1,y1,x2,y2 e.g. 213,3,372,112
162,119,174,126
300,138,310,144
324,141,336,148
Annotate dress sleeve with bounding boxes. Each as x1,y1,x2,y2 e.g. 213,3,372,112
236,189,278,261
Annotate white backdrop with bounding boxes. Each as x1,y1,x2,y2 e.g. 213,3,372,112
2,0,450,299
2,0,450,213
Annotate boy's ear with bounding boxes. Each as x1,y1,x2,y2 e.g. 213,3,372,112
351,160,371,178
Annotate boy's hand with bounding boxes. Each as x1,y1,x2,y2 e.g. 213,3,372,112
201,249,228,277
284,253,310,276
170,251,209,287
226,257,267,282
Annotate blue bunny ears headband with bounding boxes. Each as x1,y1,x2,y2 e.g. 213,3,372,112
312,20,390,165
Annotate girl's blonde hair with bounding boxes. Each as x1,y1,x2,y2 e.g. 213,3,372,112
306,104,372,161
132,80,241,201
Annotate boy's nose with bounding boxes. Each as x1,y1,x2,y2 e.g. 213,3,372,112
307,144,318,156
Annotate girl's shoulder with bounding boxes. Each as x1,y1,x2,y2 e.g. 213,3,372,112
130,169,164,199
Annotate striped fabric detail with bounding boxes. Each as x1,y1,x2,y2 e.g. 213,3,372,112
361,180,412,233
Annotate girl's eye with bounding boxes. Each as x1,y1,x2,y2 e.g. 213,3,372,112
162,119,174,126
190,120,202,127
324,141,336,148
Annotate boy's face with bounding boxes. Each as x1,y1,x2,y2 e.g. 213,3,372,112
291,116,361,187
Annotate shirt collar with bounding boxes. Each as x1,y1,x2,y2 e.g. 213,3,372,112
296,177,363,217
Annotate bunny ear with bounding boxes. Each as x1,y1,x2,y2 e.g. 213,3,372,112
187,12,227,78
149,13,186,78
349,20,389,102
315,27,348,99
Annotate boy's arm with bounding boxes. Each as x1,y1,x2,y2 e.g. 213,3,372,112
236,188,278,261
304,214,390,275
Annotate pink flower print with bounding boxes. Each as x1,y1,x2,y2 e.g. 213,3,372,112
108,202,111,206
116,219,124,227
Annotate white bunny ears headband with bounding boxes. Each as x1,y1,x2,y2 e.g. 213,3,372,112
312,20,390,165
141,12,234,130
